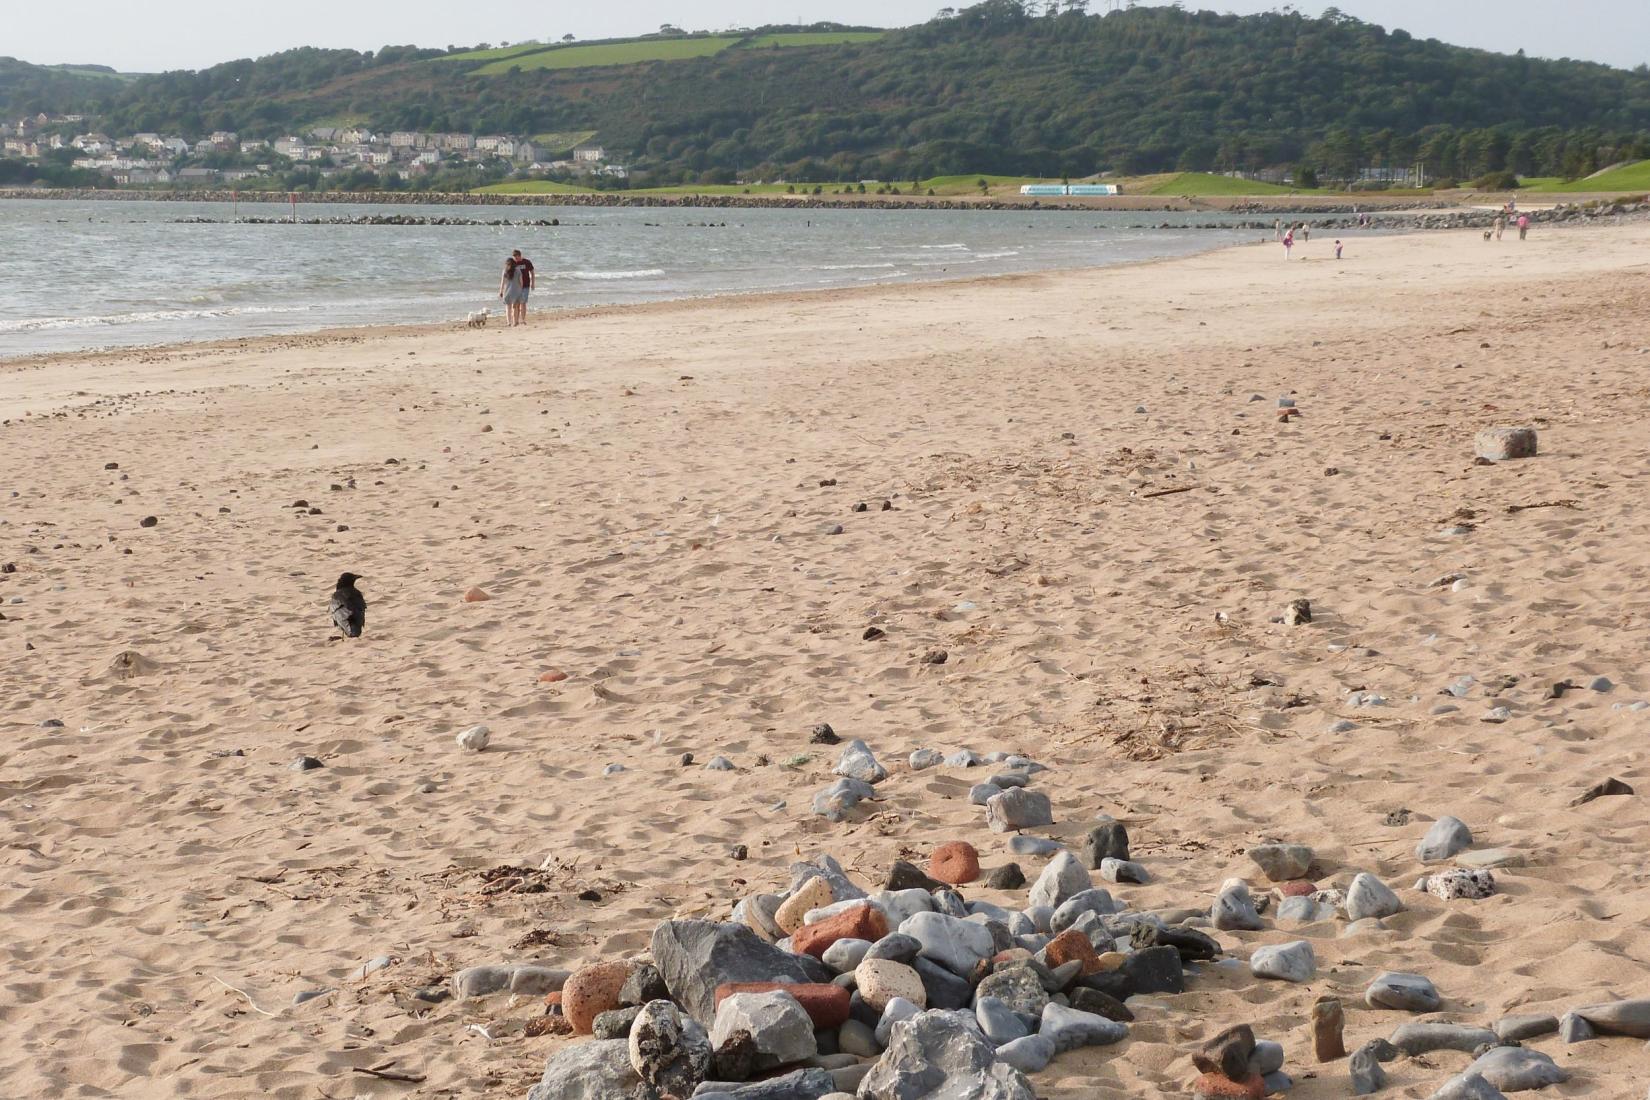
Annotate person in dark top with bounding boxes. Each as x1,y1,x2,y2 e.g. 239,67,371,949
511,249,536,326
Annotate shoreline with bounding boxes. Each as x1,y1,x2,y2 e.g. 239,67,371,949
5,222,1650,1099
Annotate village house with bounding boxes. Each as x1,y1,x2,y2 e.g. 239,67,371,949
572,142,605,164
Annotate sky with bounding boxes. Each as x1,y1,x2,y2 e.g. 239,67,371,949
6,0,1647,73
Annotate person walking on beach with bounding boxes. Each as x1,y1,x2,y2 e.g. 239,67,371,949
499,254,524,326
510,249,536,325
1283,227,1295,260
1495,214,1506,241
1335,239,1344,260
1518,214,1530,241
1274,218,1283,241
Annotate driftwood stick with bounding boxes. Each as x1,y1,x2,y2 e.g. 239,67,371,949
1142,486,1200,499
1506,499,1580,514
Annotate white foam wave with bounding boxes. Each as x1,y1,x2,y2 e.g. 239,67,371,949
0,305,313,334
816,262,898,271
556,268,667,281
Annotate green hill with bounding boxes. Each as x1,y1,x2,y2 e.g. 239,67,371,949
29,5,1650,189
0,56,131,116
1526,160,1650,192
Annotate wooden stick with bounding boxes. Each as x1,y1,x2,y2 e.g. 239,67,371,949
1506,499,1580,514
1141,486,1200,499
352,1066,426,1083
211,975,279,1017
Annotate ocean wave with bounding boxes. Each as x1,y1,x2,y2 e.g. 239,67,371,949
920,243,969,250
0,305,314,333
816,262,898,271
555,268,667,281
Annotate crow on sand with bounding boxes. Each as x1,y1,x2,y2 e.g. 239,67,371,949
330,573,366,638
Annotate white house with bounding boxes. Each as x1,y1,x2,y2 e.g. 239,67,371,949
274,137,308,158
161,137,189,156
572,142,605,163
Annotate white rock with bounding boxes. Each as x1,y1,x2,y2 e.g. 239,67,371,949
1028,851,1090,910
1250,940,1316,982
1345,873,1404,921
455,725,491,751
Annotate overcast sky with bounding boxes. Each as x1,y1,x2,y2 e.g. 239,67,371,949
8,1,1647,73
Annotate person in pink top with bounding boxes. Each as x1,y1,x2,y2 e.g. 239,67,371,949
1283,228,1295,259
1518,214,1531,241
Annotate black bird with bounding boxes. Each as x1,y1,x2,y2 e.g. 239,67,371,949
330,573,366,638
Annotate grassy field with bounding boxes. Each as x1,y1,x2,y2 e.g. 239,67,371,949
740,31,887,48
531,130,599,156
1523,161,1650,193
473,180,593,195
440,43,552,63
471,37,742,75
1142,172,1313,196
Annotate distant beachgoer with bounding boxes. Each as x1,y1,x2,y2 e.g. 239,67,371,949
1518,214,1530,241
499,256,525,325
1283,229,1294,259
1302,224,1311,242
1274,218,1283,241
1495,215,1506,241
511,249,536,326
1335,240,1343,260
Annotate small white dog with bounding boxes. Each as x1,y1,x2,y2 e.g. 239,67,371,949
466,307,491,329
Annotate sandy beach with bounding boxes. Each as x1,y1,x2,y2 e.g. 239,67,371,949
4,224,1650,1100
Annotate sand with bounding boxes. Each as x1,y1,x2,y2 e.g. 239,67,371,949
3,224,1650,1099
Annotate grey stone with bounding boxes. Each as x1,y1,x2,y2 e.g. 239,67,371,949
968,783,1004,806
734,893,785,941
865,933,922,965
1099,857,1148,884
1051,888,1117,932
1350,1041,1389,1096
1119,945,1185,994
875,997,921,1046
292,989,330,1006
1277,896,1335,923
1025,905,1054,933
693,1067,837,1099
812,777,879,820
974,966,1048,1018
1068,987,1132,1022
452,964,515,999
1037,1002,1128,1053
912,957,973,1009
790,855,868,902
838,1018,880,1057
1249,843,1315,881
932,890,969,919
1346,873,1404,921
1428,1072,1508,1100
1080,823,1130,867
944,750,983,768
975,997,1031,1045
1261,1071,1293,1094
1007,835,1061,857
1573,998,1650,1037
594,1005,644,1039
1474,427,1538,462
902,911,995,977
1028,851,1090,910
632,1000,712,1095
909,748,944,771
620,963,669,1006
1250,940,1316,983
986,788,1054,833
1250,1040,1285,1076
1417,816,1474,862
1391,1023,1499,1056
988,771,1030,789
1212,879,1265,931
705,756,735,771
1468,1046,1568,1092
859,1009,1035,1100
711,991,816,1070
874,889,937,928
1559,1012,1595,1042
1457,848,1524,870
651,920,825,1024
994,1033,1056,1074
1590,676,1615,693
1494,1014,1559,1042
823,938,873,974
527,1039,640,1100
985,864,1026,890
1367,972,1441,1012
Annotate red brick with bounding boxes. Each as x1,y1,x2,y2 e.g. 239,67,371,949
790,903,889,959
714,982,851,1029
1192,1073,1266,1100
1042,928,1103,976
929,842,981,885
1279,881,1318,897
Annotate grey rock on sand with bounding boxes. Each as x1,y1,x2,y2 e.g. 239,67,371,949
1367,972,1441,1012
630,1000,712,1095
1468,1046,1568,1091
1350,1040,1389,1096
985,787,1054,833
1570,998,1650,1038
1038,1002,1129,1053
528,1039,640,1100
1473,426,1538,462
1028,851,1090,910
858,1009,1036,1099
1390,1023,1498,1056
835,739,887,783
1249,842,1314,881
1212,878,1265,931
650,920,825,1023
1429,1072,1508,1100
1493,1014,1559,1042
1416,816,1474,862
1345,873,1404,921
1250,940,1316,983
710,991,816,1069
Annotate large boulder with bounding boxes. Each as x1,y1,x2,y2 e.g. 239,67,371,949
694,1067,839,1099
858,1010,1036,1100
710,991,818,1071
651,920,826,1024
526,1039,639,1100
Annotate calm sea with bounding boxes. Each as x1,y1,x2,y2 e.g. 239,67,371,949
0,198,1268,357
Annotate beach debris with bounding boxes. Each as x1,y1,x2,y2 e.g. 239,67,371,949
139,515,158,527
539,669,569,683
1473,426,1538,462
1422,869,1496,901
808,723,841,745
455,724,491,751
289,755,325,771
462,586,490,602
1283,599,1313,625
1571,776,1634,805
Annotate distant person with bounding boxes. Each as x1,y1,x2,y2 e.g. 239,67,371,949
1302,224,1311,242
1518,214,1530,241
1335,239,1343,260
499,254,525,325
511,249,536,325
1274,218,1283,241
1283,228,1294,260
1495,215,1506,241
